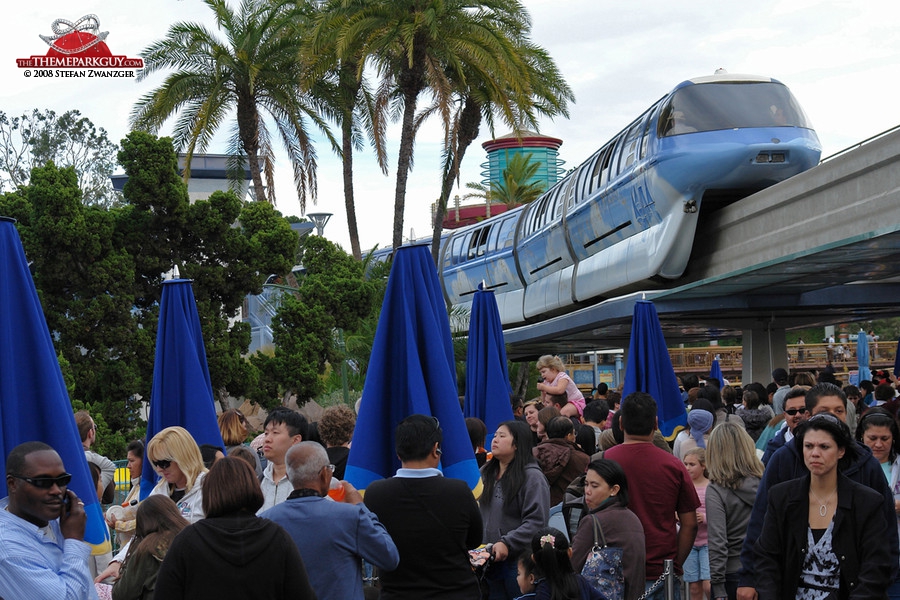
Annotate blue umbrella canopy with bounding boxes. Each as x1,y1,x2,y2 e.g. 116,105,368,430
463,285,513,446
140,279,224,499
857,329,871,384
709,358,724,386
622,300,687,439
0,217,110,552
893,336,900,378
345,245,481,495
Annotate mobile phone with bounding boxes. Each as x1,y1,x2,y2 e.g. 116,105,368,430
63,494,72,514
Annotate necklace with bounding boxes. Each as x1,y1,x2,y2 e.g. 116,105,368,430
809,488,836,517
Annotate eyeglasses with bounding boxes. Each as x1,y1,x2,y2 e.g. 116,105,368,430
9,473,72,489
152,459,174,470
784,408,808,416
327,464,336,472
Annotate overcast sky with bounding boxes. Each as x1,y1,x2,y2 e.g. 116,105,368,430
2,0,898,253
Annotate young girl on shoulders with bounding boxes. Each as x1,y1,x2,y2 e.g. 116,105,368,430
530,527,604,600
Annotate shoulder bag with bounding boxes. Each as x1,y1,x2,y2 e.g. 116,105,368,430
581,514,624,600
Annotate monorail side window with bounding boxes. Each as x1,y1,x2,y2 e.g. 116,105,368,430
475,226,490,257
449,235,464,267
523,196,541,237
598,145,613,188
496,216,517,249
607,135,627,180
640,109,655,159
585,154,602,196
659,82,813,136
557,177,575,218
618,121,643,172
466,231,479,261
529,193,551,234
572,164,591,208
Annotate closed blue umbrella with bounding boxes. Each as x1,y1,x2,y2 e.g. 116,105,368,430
344,245,481,494
463,284,513,446
893,336,900,378
857,329,871,384
709,358,724,386
0,217,110,553
140,279,224,499
622,300,687,439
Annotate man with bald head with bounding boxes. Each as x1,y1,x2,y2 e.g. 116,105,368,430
260,441,398,600
0,441,98,599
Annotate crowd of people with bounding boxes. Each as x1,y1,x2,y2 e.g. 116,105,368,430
3,356,900,600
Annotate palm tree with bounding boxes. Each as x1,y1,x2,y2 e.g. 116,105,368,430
329,0,537,250
130,0,336,208
463,151,547,207
304,2,389,260
428,37,573,263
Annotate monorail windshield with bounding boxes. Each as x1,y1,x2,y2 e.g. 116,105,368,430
659,82,813,137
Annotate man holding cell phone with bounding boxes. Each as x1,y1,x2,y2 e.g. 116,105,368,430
0,441,97,600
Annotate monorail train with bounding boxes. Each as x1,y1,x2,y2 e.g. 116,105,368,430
379,73,822,326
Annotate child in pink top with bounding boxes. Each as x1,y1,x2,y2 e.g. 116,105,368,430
535,355,586,418
683,447,710,600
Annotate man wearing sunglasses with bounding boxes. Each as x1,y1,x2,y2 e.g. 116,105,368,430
760,387,810,465
0,441,97,599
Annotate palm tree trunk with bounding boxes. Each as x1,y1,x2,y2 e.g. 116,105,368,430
340,62,363,260
342,117,361,260
512,361,532,398
392,43,426,250
430,96,481,264
247,151,266,202
393,89,418,250
237,96,267,202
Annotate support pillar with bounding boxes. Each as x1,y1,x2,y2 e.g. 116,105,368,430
616,340,629,390
742,323,788,385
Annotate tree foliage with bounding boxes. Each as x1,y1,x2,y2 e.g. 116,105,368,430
429,34,573,262
463,151,547,207
251,235,378,408
0,109,121,208
0,131,299,441
131,0,335,208
321,0,543,249
304,2,390,260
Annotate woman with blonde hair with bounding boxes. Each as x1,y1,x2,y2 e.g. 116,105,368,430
535,355,586,418
146,426,207,523
523,399,542,445
218,409,250,448
705,422,764,600
96,427,208,584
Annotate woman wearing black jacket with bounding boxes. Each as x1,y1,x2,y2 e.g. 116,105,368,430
755,414,892,599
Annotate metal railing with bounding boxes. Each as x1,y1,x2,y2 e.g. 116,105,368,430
667,343,896,374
